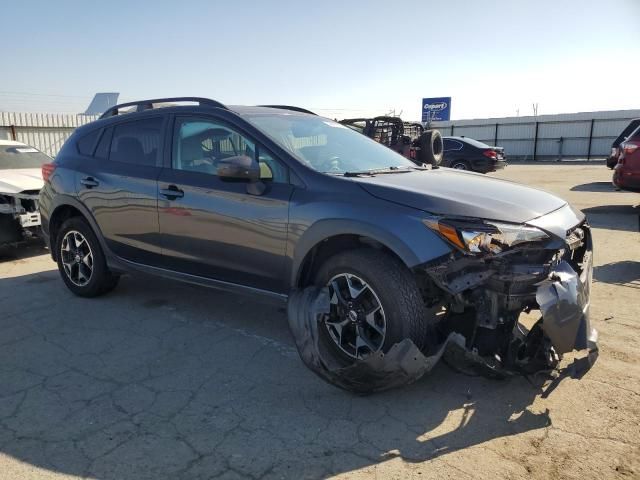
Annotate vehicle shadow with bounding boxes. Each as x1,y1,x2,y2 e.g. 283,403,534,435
594,261,640,290
0,271,552,479
570,181,616,192
582,204,639,233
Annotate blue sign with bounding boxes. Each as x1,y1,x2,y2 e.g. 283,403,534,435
422,97,451,122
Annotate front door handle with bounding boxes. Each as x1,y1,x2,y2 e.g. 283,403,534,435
160,185,184,200
80,176,99,188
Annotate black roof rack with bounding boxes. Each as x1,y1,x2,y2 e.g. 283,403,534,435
100,97,228,119
258,105,317,115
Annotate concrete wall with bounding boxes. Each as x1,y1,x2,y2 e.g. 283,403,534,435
431,109,640,160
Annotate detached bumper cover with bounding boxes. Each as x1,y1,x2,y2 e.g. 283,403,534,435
536,259,598,355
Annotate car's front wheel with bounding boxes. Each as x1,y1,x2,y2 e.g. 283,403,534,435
55,217,119,297
314,249,433,363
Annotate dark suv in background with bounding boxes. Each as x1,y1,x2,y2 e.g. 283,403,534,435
39,97,596,385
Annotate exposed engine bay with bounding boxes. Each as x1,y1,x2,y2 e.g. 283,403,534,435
0,190,42,245
288,221,598,393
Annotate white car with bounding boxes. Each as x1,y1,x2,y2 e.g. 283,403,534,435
0,139,51,246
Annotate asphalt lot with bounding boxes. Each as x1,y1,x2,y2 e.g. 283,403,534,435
0,163,639,480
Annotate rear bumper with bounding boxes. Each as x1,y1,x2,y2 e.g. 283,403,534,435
613,165,640,192
470,158,507,173
493,159,508,171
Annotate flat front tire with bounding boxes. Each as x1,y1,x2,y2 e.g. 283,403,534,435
55,217,119,297
314,249,433,363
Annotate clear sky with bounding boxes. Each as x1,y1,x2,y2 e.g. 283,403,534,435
2,0,639,120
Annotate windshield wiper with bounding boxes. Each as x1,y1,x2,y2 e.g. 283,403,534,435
343,166,420,177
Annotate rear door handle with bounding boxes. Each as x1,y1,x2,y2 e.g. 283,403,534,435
160,185,184,199
80,177,99,188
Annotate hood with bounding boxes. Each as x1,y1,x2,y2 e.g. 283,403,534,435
353,169,566,223
0,168,44,194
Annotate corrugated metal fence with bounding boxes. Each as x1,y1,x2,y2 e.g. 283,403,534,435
431,109,640,160
0,112,99,157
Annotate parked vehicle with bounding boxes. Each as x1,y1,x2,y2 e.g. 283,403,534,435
613,125,640,192
607,118,640,169
339,116,443,166
0,139,50,246
39,97,597,390
443,136,507,173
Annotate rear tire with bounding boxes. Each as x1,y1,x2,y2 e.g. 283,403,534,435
450,160,470,170
55,217,119,297
313,249,434,363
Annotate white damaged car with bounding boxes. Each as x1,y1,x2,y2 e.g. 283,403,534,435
0,139,51,246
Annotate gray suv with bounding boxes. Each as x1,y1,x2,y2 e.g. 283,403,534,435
39,97,597,383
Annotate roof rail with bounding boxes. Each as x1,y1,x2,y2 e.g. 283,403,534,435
258,105,317,115
100,97,228,119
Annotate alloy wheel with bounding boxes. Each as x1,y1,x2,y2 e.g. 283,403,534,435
323,273,387,360
60,230,94,287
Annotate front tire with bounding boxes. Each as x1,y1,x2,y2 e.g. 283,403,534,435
55,217,119,297
313,249,433,363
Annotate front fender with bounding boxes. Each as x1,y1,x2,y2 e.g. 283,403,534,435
288,207,452,288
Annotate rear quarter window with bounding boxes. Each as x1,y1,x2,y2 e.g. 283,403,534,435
76,129,101,156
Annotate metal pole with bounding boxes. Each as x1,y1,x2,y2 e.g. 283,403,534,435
451,124,454,136
587,118,595,161
9,125,17,141
494,123,499,146
533,121,539,161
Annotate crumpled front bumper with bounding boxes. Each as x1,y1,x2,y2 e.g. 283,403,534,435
536,256,598,355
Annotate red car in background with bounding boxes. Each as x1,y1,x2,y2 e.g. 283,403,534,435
613,125,640,192
607,118,640,169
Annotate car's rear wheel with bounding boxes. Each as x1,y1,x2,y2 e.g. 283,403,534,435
56,217,119,297
314,249,433,364
450,160,470,170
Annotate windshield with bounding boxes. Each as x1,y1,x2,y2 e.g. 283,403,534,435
0,145,51,169
245,114,417,174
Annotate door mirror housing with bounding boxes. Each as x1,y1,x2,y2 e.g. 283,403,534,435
217,155,260,182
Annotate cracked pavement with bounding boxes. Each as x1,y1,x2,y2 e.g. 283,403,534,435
0,164,639,479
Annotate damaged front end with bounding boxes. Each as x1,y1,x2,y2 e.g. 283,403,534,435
288,206,598,393
419,209,598,377
0,190,42,246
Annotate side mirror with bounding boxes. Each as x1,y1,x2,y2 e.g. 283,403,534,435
217,155,260,182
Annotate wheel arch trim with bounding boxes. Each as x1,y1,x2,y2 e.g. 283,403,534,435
289,219,434,288
46,196,111,262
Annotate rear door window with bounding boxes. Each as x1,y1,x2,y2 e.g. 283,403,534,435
444,139,463,151
109,117,163,166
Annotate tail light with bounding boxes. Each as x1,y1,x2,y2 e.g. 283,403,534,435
483,149,497,159
622,142,639,155
42,163,56,182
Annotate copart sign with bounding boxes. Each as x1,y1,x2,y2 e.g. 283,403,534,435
422,97,451,122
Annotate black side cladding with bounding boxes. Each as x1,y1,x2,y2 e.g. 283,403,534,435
287,286,464,394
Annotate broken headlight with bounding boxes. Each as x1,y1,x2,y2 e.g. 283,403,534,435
423,217,549,254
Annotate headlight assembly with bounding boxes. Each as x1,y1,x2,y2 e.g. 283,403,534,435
423,217,549,254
